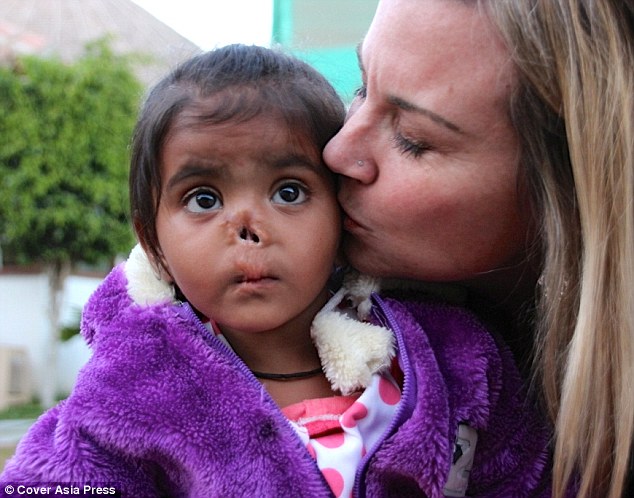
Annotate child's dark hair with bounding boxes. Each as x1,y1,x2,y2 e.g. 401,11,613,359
129,44,345,267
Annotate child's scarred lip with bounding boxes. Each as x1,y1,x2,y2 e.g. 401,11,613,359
232,270,280,289
233,277,279,295
231,257,279,289
237,275,278,284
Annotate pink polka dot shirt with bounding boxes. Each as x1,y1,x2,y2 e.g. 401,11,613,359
206,320,402,497
282,369,402,497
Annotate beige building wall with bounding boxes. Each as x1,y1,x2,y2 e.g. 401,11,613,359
0,347,30,411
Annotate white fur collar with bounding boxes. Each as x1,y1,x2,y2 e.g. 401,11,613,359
125,244,175,305
124,244,395,395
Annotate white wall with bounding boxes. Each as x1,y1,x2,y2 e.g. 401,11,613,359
0,271,102,402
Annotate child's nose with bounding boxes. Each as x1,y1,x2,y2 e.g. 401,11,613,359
239,226,260,244
225,207,266,245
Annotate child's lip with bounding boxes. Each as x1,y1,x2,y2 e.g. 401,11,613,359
232,267,279,284
231,256,279,285
233,274,280,294
237,274,278,283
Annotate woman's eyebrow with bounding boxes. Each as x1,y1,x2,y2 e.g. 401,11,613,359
356,42,464,135
388,95,464,135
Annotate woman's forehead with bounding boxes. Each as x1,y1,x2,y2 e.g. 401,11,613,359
363,0,508,73
361,0,515,125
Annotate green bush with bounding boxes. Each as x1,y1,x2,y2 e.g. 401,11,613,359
0,38,142,267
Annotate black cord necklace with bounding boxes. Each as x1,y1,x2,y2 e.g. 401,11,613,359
251,367,323,381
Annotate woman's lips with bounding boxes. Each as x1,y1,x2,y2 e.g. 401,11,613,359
342,212,366,232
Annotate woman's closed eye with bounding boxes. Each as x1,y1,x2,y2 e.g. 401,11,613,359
272,182,309,205
392,132,432,159
354,84,367,99
183,188,222,213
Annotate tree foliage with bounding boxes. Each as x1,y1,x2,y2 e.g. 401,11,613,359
0,39,142,267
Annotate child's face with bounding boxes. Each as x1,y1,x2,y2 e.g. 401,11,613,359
155,109,341,336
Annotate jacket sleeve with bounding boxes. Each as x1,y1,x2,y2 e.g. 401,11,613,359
0,403,163,498
368,297,554,498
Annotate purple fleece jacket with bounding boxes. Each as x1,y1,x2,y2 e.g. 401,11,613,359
1,263,554,497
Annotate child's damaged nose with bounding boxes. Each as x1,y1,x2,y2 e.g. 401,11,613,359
239,226,260,244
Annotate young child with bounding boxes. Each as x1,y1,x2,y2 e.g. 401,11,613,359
2,45,555,497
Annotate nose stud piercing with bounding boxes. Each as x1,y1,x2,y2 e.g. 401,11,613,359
356,160,364,166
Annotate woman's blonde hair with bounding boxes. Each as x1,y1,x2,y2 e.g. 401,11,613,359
486,1,634,496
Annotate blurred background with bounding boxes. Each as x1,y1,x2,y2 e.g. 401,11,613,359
0,0,378,466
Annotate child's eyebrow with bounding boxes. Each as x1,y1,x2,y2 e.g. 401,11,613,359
165,154,321,192
273,153,320,171
165,164,223,192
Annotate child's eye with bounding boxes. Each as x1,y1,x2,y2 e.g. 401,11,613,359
272,182,308,205
184,188,222,213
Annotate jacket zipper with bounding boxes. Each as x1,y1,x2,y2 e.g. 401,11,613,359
175,302,335,496
177,301,266,387
352,294,417,498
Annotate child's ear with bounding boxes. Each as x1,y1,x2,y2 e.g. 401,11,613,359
155,257,174,284
135,234,173,284
152,251,174,284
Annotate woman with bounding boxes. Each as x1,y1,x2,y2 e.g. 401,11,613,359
324,1,634,497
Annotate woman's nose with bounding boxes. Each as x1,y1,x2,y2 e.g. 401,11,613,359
323,106,378,184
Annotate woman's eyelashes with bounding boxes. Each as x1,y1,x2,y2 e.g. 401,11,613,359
351,84,432,160
183,187,222,213
354,84,367,99
392,132,432,159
